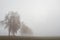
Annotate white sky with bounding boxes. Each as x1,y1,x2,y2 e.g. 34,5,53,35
0,0,60,36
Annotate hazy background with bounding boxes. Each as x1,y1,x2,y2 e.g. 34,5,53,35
0,0,60,36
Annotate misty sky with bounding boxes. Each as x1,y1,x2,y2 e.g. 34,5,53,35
0,0,60,36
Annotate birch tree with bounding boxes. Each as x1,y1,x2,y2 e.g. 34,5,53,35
0,11,21,36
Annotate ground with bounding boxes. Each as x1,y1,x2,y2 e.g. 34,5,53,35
0,36,60,40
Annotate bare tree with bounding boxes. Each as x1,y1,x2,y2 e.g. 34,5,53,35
20,22,33,36
0,11,21,36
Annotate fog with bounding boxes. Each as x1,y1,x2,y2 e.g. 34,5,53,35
0,0,60,36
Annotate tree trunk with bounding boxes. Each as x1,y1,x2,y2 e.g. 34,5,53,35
9,28,10,36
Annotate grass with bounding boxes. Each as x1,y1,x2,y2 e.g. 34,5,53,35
0,36,60,40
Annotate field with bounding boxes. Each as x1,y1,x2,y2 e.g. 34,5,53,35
0,36,60,40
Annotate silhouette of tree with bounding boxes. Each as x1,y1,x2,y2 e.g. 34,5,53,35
20,22,33,36
0,11,21,36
